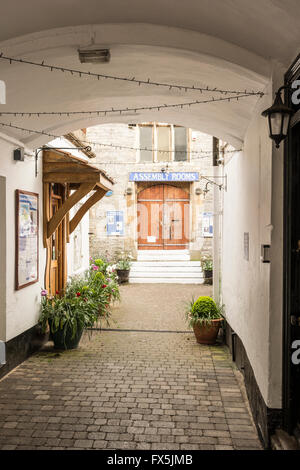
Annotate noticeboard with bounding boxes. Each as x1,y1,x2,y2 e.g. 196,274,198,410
202,212,213,238
15,190,39,290
107,211,124,236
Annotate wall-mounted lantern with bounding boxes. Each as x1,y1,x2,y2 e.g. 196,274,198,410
195,187,202,195
125,187,133,196
261,85,295,148
14,148,24,161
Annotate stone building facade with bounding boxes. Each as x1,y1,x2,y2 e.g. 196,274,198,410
87,123,214,261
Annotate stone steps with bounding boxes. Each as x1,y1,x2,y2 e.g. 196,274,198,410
130,251,203,284
137,249,190,261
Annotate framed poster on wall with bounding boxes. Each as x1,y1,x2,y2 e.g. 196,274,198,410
202,212,213,238
15,190,39,290
106,211,124,236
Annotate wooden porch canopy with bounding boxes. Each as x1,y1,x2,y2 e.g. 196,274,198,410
43,148,113,245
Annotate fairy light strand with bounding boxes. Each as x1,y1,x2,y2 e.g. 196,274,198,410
0,121,242,156
0,92,259,118
0,53,265,97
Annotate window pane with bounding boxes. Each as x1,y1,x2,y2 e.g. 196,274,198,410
174,127,188,161
157,126,171,162
139,126,153,162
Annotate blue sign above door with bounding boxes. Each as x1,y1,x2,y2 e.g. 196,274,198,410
129,172,199,182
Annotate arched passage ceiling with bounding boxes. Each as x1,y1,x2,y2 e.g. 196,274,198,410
0,0,299,149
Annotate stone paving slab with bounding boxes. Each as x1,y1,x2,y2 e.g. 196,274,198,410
0,284,262,450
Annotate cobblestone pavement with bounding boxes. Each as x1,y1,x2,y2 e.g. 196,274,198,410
0,284,262,450
112,283,213,331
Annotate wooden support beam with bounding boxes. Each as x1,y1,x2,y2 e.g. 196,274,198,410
66,184,70,243
43,161,99,174
43,183,50,248
43,172,100,184
47,183,95,239
69,187,106,234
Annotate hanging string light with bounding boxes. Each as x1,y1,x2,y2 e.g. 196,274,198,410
0,92,260,118
0,52,265,97
0,121,242,157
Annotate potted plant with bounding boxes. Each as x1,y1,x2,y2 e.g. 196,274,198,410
185,296,224,345
201,256,213,284
39,289,99,350
115,251,133,284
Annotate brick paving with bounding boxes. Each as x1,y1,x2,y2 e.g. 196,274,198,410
0,284,262,450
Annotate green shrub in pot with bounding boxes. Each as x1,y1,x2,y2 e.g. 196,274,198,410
186,296,224,345
39,289,99,349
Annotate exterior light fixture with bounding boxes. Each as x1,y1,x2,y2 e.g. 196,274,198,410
14,148,24,161
195,187,202,195
261,85,294,148
78,48,111,64
125,187,133,196
261,244,271,264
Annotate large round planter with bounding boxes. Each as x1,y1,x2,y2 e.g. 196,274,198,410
192,319,222,345
116,269,130,284
51,325,84,350
204,269,213,285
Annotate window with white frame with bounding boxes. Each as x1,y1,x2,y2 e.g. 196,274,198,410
138,123,189,162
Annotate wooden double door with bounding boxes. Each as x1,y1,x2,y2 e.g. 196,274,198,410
137,184,189,250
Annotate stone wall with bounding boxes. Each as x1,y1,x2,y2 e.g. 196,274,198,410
87,123,214,261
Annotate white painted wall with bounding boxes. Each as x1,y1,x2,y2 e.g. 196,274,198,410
67,208,90,279
0,135,45,342
222,78,283,409
0,175,6,342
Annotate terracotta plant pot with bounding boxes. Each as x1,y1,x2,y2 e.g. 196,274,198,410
116,269,130,284
192,319,222,345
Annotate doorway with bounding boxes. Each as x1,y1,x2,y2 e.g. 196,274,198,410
45,184,67,296
137,184,190,250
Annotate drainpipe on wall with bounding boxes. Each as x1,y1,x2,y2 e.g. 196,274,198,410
213,137,220,304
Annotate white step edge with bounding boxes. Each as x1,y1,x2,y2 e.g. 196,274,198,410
129,278,204,284
137,250,189,253
130,275,203,278
132,261,201,266
131,268,203,274
137,256,190,261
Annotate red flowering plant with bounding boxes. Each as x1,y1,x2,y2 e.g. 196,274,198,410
88,256,120,304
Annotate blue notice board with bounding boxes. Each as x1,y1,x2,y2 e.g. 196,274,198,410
107,211,124,236
202,212,213,237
